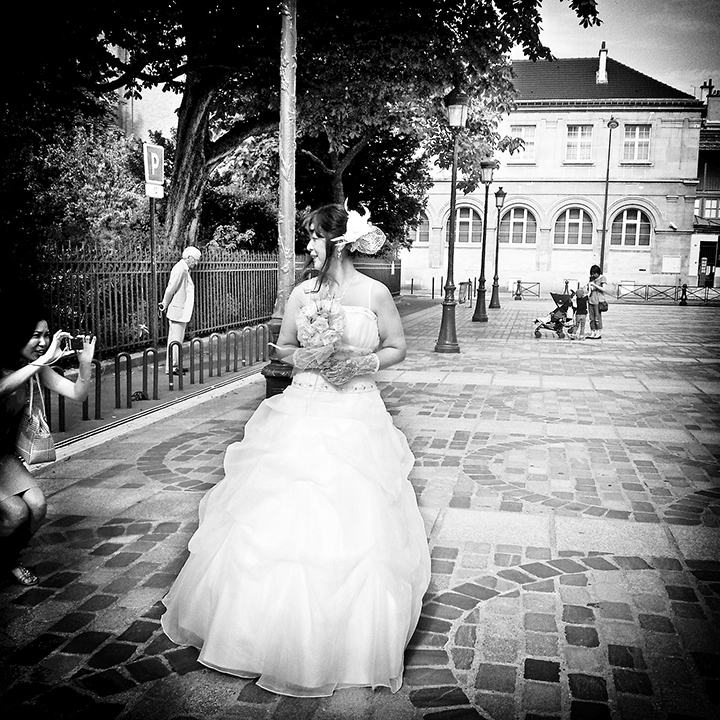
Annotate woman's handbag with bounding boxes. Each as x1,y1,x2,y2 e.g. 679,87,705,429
16,376,56,464
598,300,609,313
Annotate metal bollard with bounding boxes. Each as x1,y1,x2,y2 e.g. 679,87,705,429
190,337,204,384
142,348,160,400
226,331,240,373
208,333,222,378
114,353,133,408
82,359,102,420
167,342,183,391
257,324,270,362
44,367,66,432
241,327,255,366
679,283,688,306
514,280,523,300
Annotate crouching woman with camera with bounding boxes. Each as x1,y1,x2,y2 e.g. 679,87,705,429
0,304,95,585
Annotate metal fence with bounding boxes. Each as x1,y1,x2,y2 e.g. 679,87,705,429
30,249,280,357
616,283,720,304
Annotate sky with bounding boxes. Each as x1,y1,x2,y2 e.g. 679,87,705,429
510,0,720,97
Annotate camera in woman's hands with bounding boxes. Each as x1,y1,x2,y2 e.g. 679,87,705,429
64,334,92,351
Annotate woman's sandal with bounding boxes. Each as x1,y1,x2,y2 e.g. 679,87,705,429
10,565,39,586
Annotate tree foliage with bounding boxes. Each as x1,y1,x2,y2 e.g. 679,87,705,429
1,1,602,262
37,121,150,252
1,7,109,269
73,1,601,250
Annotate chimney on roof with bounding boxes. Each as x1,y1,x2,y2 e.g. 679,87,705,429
596,41,608,85
700,79,715,102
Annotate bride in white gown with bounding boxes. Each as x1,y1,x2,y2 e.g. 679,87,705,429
161,203,431,697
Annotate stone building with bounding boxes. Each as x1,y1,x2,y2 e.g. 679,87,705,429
693,83,720,288
401,44,709,297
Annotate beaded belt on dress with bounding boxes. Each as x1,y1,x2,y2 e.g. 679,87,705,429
292,371,377,393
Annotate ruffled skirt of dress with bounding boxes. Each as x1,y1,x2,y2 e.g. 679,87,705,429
161,374,431,697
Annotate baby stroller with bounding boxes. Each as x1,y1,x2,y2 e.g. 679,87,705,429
533,292,574,338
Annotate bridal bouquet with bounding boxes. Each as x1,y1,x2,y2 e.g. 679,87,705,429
294,290,346,368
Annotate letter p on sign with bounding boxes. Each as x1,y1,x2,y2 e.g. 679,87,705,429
143,144,164,184
143,143,164,198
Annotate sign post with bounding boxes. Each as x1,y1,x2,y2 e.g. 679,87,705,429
143,144,164,346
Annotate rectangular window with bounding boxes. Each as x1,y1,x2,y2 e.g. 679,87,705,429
416,217,429,243
705,199,719,218
555,209,593,244
510,125,536,161
623,124,651,161
526,215,537,244
457,207,470,242
566,125,593,162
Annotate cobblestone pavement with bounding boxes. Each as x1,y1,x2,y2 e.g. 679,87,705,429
1,296,719,720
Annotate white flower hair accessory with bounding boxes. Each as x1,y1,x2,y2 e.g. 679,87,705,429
331,201,386,255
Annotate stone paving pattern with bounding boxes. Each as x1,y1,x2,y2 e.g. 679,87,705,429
1,296,719,719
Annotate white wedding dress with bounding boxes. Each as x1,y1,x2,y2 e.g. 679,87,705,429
161,303,431,697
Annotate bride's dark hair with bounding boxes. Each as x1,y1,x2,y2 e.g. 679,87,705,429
302,204,348,292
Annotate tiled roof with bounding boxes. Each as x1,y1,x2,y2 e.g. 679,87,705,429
700,126,720,151
511,58,699,103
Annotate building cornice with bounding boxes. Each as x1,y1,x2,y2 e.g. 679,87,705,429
516,99,704,111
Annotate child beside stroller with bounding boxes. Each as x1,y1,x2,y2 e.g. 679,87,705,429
567,286,588,340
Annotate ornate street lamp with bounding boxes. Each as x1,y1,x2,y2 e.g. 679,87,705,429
471,159,499,322
435,86,471,353
599,117,619,274
489,186,507,309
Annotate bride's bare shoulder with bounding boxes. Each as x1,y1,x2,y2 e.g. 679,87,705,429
292,278,321,297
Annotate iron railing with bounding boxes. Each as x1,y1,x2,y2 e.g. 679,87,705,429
30,249,280,357
513,280,541,299
616,284,720,303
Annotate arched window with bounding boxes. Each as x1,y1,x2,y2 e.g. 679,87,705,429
499,207,537,244
553,208,593,245
610,209,652,246
409,214,430,244
445,206,482,243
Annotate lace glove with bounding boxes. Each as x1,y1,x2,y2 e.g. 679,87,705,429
320,352,380,386
291,345,335,371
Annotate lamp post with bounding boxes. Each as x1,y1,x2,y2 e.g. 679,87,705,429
599,117,619,274
471,159,498,322
435,86,471,353
489,186,507,309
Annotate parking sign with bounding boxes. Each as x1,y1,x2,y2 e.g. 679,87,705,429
143,143,164,184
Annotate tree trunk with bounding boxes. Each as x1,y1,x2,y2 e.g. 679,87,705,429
164,70,217,250
330,170,345,204
303,135,370,205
